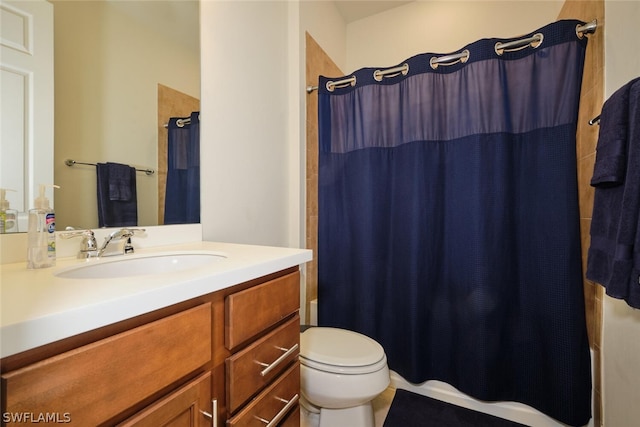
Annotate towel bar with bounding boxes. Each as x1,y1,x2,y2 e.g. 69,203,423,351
65,159,155,176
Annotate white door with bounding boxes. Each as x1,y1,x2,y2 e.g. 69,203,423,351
0,0,54,218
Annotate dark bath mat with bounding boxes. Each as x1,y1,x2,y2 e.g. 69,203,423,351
383,389,529,427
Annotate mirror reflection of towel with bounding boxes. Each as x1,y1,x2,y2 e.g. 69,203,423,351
96,163,138,227
107,162,133,201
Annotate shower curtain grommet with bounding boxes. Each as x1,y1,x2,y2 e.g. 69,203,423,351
326,76,356,92
373,63,409,81
495,32,543,55
576,20,598,38
430,49,470,69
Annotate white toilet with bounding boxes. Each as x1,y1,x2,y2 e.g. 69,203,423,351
299,327,390,427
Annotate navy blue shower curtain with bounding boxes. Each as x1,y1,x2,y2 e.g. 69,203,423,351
318,20,591,426
165,112,200,224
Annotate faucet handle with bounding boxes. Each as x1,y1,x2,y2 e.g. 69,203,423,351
59,229,99,258
99,228,146,256
122,228,145,254
59,229,95,243
111,227,146,239
124,228,145,237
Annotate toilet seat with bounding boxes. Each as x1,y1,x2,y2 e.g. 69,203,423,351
300,327,387,374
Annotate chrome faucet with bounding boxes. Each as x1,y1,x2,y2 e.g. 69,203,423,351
60,227,146,258
98,228,146,257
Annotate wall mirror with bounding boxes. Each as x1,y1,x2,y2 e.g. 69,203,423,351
1,0,200,233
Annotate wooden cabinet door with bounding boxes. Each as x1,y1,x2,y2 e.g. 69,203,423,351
118,372,213,427
2,303,211,426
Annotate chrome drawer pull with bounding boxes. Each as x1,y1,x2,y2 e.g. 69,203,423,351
256,343,299,377
254,393,299,427
200,398,217,427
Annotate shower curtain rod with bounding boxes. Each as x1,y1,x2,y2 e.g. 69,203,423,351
162,117,191,128
305,19,598,94
65,159,155,175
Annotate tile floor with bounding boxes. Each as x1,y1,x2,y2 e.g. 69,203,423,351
372,386,397,427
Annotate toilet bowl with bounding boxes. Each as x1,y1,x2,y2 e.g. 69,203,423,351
299,327,390,427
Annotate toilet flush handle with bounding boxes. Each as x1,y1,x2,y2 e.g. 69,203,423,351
256,344,299,377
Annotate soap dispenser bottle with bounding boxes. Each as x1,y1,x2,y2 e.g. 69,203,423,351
27,184,60,269
0,188,19,233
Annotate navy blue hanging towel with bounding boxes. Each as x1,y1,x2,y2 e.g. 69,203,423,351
587,77,640,309
96,162,138,227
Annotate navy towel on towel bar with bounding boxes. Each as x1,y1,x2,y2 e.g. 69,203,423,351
587,77,640,309
107,162,133,201
96,162,138,227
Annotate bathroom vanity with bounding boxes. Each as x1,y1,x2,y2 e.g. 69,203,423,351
0,241,311,426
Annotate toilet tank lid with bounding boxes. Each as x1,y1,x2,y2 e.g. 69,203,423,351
300,327,385,367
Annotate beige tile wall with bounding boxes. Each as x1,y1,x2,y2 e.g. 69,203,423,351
305,33,343,323
556,2,605,424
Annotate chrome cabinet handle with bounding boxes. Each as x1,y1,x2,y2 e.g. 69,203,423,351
256,344,299,377
254,394,299,427
200,398,217,427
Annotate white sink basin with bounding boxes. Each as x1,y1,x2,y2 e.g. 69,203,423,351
54,252,226,279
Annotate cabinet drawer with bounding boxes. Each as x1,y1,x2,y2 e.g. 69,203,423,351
2,303,211,426
225,271,299,350
226,315,300,414
226,362,300,427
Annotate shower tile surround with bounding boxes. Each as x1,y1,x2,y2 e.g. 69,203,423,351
304,33,339,323
558,1,605,424
305,0,604,424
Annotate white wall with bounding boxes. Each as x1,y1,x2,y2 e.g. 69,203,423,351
200,0,291,247
199,0,348,249
601,1,640,425
300,1,348,73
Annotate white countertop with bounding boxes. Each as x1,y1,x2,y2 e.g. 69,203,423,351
0,241,312,358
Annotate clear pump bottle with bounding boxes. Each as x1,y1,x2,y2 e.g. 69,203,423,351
27,184,59,269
